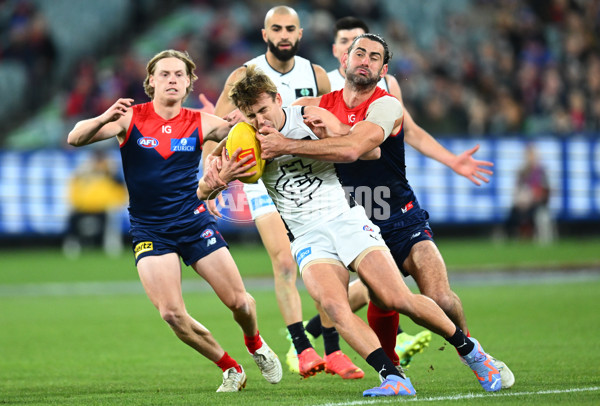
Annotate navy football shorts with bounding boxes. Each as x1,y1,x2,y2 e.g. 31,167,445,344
380,208,435,277
130,217,228,266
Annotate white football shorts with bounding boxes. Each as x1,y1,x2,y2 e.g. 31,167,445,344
243,179,277,220
290,205,389,273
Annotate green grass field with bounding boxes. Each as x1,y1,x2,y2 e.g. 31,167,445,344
1,238,599,405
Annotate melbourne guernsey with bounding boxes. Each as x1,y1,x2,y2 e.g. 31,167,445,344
319,87,421,231
119,102,210,225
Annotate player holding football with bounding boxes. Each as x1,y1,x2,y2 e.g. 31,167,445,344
212,5,365,379
259,32,515,389
66,49,282,393
198,65,503,397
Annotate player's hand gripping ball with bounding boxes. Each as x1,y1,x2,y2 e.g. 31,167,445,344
225,122,265,183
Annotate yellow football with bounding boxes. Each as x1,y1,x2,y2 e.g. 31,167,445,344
225,122,265,183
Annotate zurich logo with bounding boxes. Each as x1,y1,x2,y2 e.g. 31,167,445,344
138,137,159,148
201,229,214,239
171,137,196,152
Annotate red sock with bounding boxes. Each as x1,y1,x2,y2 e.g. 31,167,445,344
244,331,263,354
367,302,400,365
216,352,242,373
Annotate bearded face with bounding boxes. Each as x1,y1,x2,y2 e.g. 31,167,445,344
346,65,382,90
267,38,300,62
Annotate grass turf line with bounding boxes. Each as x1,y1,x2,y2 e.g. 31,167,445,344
1,279,599,405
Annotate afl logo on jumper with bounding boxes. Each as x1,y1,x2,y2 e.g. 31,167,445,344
138,137,159,148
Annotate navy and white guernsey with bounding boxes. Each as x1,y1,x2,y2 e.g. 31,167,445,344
245,55,318,107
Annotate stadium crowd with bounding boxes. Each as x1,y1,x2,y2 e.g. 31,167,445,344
0,0,599,147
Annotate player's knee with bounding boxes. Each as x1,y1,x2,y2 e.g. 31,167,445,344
320,298,351,325
427,290,458,314
273,256,297,284
226,291,254,315
160,307,187,330
380,294,413,314
273,252,297,281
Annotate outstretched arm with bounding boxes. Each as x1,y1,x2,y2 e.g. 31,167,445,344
403,109,493,185
214,66,247,125
197,93,215,114
391,78,493,186
67,98,133,146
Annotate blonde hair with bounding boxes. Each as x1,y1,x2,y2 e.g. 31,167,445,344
229,65,278,115
143,49,197,100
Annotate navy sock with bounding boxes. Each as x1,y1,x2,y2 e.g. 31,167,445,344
287,322,312,354
305,315,322,338
446,325,474,356
365,348,399,379
322,326,340,355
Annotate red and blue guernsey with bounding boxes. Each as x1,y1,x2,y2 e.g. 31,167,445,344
319,88,420,232
120,102,208,226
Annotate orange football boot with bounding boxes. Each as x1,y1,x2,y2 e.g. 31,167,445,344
298,348,326,378
324,350,365,379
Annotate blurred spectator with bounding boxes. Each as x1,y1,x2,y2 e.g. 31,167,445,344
489,87,523,135
567,89,586,132
3,0,600,146
63,149,127,258
505,143,555,244
1,0,56,108
64,59,101,121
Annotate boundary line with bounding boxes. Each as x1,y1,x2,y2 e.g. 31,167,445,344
1,269,599,297
315,386,600,405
